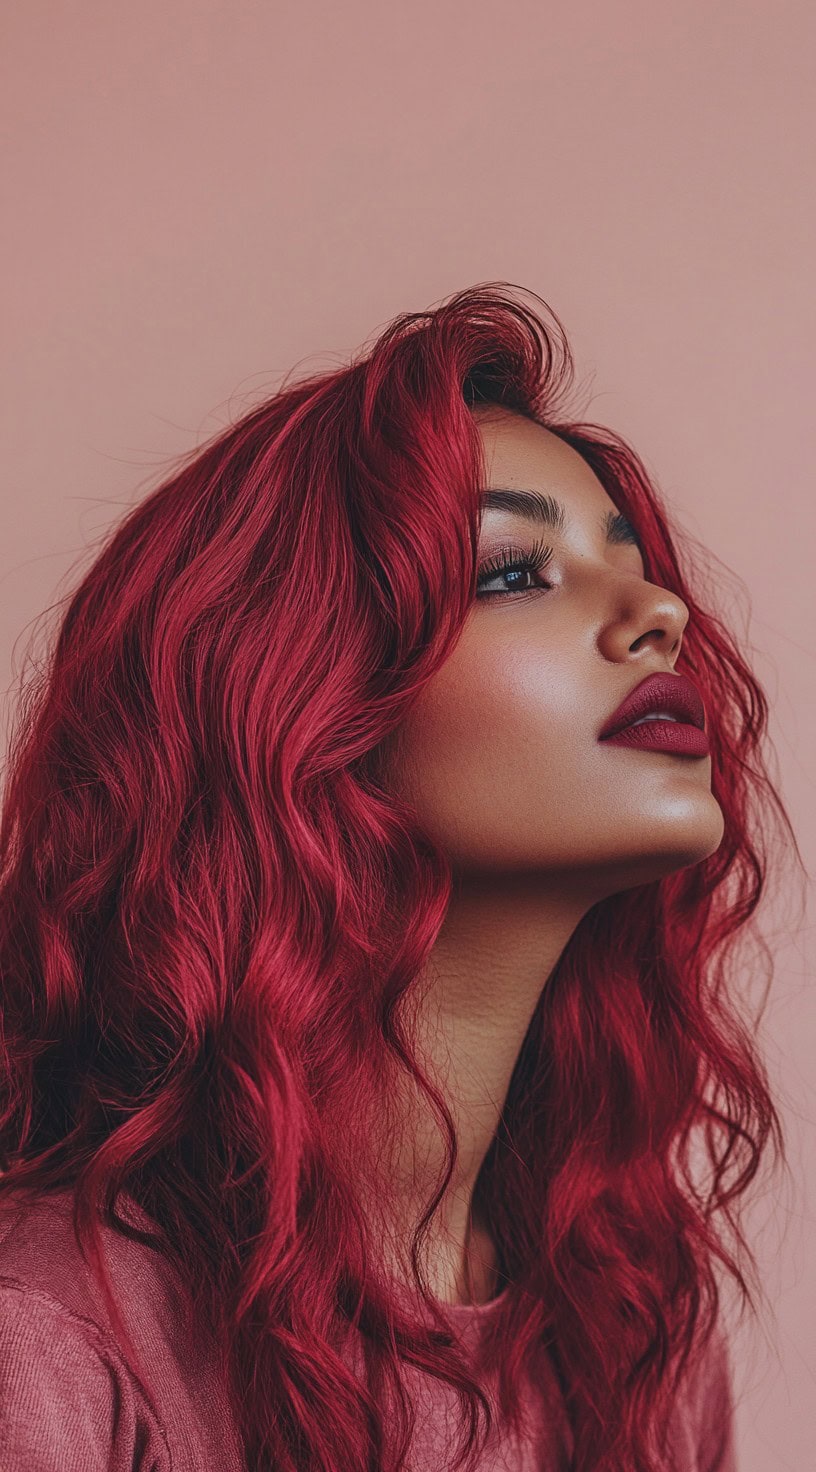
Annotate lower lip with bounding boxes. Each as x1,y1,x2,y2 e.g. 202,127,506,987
599,719,710,757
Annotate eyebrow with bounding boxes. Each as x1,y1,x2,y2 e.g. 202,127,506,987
480,487,643,551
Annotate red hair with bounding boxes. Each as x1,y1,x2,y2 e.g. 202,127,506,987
0,283,798,1470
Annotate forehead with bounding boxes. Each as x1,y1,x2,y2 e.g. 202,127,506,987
470,407,612,518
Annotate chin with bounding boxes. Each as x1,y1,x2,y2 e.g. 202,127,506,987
650,788,726,863
644,830,726,881
593,816,726,893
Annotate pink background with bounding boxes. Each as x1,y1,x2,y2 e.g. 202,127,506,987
1,4,813,1465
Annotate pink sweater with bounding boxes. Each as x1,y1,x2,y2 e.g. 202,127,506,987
0,1185,737,1470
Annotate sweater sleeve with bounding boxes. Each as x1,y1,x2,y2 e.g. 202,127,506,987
0,1281,171,1471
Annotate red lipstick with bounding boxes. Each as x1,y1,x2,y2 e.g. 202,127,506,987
598,672,709,757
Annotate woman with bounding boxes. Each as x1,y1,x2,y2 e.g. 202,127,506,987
0,283,796,1470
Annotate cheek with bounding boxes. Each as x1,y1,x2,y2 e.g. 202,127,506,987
388,638,600,865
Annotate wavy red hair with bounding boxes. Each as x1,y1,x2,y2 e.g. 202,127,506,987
0,283,798,1470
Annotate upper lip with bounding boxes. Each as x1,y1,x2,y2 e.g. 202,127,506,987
598,671,707,740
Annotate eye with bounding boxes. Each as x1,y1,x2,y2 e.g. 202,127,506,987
475,537,555,600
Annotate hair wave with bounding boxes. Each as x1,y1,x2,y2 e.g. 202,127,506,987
0,282,798,1470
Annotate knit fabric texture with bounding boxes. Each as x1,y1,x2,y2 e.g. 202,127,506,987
0,1186,737,1470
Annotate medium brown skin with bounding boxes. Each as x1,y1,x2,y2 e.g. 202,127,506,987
375,406,724,1307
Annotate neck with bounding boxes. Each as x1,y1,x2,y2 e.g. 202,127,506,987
363,870,596,1307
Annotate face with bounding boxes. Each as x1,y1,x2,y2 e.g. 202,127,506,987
384,407,724,898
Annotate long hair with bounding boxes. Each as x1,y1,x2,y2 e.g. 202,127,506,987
0,283,798,1471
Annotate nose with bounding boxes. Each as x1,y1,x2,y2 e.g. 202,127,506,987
596,573,690,664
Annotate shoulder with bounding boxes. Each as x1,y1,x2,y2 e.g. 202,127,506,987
0,1179,196,1400
0,1182,185,1340
0,1275,172,1470
0,1184,245,1471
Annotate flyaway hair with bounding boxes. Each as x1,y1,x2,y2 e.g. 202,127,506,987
0,282,799,1470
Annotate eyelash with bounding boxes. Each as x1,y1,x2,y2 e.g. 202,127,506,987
475,537,555,599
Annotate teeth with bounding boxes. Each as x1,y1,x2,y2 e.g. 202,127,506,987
630,711,681,725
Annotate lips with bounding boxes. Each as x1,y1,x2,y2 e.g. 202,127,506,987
598,672,708,746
